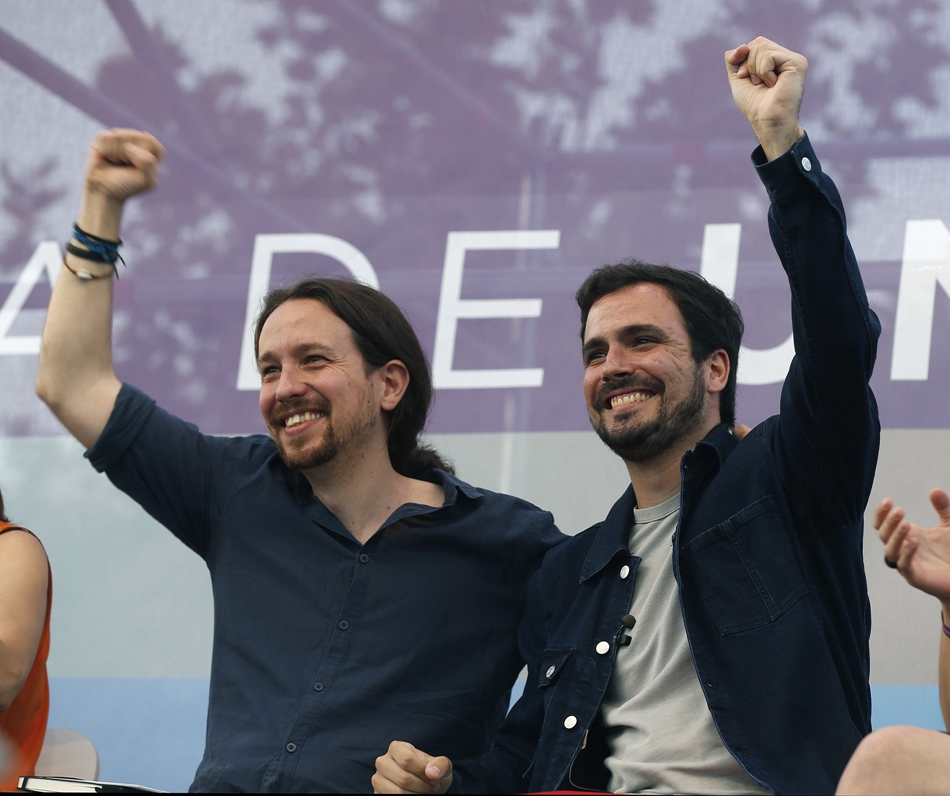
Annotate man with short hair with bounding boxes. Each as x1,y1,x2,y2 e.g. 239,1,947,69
374,36,880,795
35,132,563,791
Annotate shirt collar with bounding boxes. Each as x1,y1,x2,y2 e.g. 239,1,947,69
579,423,738,581
292,466,481,538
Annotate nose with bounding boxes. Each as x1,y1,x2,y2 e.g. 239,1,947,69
275,365,308,402
602,345,632,380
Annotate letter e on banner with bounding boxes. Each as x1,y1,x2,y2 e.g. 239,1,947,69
236,234,379,390
433,230,559,389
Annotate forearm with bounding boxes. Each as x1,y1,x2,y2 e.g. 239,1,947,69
35,189,123,448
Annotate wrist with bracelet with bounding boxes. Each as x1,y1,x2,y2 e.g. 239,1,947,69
63,222,124,281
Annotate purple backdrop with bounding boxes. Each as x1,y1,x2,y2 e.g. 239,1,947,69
2,1,950,436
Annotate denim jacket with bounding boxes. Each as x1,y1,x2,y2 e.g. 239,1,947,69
452,135,881,795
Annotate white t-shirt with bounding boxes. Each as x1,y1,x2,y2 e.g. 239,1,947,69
600,495,770,795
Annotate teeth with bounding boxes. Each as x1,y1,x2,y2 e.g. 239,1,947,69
284,411,324,428
611,392,654,409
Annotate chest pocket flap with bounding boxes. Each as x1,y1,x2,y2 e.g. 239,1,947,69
682,496,807,635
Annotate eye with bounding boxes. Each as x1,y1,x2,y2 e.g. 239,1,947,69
260,365,279,381
584,350,606,366
633,337,656,347
305,355,325,365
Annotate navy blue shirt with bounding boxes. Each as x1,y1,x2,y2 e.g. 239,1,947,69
451,135,880,795
86,385,564,792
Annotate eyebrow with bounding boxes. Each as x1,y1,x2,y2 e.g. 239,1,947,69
582,324,669,358
257,342,333,368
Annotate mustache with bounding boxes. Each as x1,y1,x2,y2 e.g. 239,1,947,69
595,375,664,408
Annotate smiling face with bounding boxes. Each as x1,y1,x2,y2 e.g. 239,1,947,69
257,299,384,472
582,282,722,463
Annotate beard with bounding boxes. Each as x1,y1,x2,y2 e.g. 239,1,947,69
275,418,341,470
591,365,707,463
270,396,379,472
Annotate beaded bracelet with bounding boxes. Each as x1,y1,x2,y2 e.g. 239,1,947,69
61,255,116,281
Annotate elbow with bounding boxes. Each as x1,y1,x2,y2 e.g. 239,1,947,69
0,671,26,713
35,360,64,414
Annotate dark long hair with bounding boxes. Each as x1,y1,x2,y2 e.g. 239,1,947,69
254,278,452,477
576,260,744,427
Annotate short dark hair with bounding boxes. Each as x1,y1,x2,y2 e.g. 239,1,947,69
575,260,744,427
254,278,452,478
0,486,6,523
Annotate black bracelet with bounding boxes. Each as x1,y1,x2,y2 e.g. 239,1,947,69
65,241,114,263
73,222,121,246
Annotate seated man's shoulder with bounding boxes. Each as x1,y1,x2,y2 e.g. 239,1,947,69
435,471,565,547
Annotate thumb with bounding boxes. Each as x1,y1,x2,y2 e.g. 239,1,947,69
931,488,950,526
423,754,452,784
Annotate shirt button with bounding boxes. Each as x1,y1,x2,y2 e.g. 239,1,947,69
564,715,577,729
313,682,324,691
359,553,370,564
620,565,630,579
338,620,349,630
801,156,812,172
596,641,610,655
285,742,297,753
545,665,556,678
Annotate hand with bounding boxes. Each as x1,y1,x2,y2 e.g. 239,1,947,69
725,37,807,161
373,741,453,794
77,129,164,240
84,129,164,203
732,423,752,441
876,489,950,609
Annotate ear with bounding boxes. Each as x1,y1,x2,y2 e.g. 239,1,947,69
705,349,730,396
378,360,410,412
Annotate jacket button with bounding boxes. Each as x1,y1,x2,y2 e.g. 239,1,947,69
545,665,556,678
564,715,577,729
285,742,297,753
620,565,630,579
596,641,610,655
801,156,812,172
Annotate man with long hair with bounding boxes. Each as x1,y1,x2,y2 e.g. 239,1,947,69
35,135,562,790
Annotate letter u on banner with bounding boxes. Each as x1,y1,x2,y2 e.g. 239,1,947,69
236,234,379,390
700,223,794,386
433,230,560,389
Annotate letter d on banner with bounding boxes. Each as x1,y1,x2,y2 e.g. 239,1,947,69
236,234,379,390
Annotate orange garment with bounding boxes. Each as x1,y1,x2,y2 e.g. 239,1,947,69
0,522,51,790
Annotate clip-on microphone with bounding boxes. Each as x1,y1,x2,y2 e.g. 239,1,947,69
614,614,636,647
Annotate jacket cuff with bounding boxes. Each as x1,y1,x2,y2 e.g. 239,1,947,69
752,132,824,202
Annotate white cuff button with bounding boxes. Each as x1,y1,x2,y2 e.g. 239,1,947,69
546,665,556,678
620,565,630,579
801,156,812,172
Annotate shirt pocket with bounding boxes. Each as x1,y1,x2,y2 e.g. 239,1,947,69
681,496,807,635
